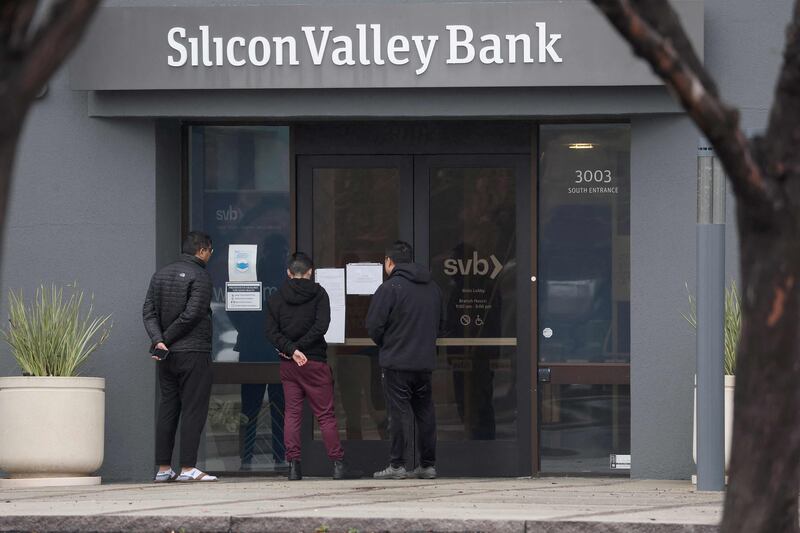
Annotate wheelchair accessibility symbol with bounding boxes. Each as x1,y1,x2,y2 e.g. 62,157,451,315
474,315,484,326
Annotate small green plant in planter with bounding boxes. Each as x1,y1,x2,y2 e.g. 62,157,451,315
1,284,112,376
681,280,741,375
0,284,113,487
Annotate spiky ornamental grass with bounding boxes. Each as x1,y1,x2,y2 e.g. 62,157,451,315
682,280,741,376
1,284,112,377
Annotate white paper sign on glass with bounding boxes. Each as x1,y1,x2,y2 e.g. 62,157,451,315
325,307,346,345
315,268,346,344
346,263,384,295
228,244,258,282
225,282,262,311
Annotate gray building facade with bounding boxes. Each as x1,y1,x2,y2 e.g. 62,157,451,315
0,0,787,481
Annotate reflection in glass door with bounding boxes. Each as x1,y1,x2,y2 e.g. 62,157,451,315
429,168,517,441
417,155,532,476
298,156,413,475
299,154,532,477
188,125,292,476
538,124,631,474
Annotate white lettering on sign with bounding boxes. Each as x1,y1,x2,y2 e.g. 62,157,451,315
443,251,504,280
167,23,563,73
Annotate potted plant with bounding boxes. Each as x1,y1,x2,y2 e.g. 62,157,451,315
683,280,740,472
0,284,111,488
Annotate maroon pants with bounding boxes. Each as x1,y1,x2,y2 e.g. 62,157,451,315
280,359,345,462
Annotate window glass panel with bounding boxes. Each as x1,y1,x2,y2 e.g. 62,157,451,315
189,125,290,472
189,125,291,363
539,124,631,364
200,384,286,472
540,384,631,474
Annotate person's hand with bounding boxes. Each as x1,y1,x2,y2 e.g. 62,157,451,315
292,350,308,367
151,342,168,361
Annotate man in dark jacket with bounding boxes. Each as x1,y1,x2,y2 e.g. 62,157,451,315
366,241,445,480
266,252,360,481
143,231,217,482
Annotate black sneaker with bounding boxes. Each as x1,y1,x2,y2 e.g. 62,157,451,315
288,460,302,481
373,464,407,479
333,460,363,480
413,465,437,479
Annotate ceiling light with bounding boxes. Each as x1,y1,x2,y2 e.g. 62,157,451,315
568,143,594,149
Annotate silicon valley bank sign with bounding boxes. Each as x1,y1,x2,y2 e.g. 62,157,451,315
69,2,703,91
167,23,563,75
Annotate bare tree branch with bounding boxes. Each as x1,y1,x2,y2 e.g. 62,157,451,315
592,0,776,214
761,0,800,193
0,1,37,58
11,0,99,102
633,0,720,98
0,0,100,262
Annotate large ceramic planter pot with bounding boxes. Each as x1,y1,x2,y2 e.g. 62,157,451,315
0,376,105,488
693,375,735,475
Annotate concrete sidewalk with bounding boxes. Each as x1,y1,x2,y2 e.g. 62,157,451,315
0,477,723,532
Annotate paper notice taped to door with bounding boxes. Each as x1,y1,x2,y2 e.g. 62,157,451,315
225,282,262,311
345,263,384,295
228,244,258,282
315,268,345,344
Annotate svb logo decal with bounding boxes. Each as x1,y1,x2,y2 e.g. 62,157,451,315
443,251,503,280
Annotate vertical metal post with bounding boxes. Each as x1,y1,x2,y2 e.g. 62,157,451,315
696,140,725,491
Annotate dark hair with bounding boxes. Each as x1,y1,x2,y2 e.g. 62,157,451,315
182,231,212,255
287,252,314,275
386,240,413,264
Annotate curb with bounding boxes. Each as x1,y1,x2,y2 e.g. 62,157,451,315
0,515,720,533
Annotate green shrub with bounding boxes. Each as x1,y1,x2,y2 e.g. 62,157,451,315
2,284,112,376
682,280,740,375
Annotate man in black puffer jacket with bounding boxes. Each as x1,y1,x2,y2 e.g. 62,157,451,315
143,231,217,483
266,252,360,481
366,241,445,481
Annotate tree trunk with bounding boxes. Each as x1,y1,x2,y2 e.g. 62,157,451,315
0,117,24,255
721,211,800,533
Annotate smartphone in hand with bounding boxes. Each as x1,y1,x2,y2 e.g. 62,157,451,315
151,347,169,361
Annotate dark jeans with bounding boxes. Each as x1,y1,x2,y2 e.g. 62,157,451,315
240,383,285,463
383,369,436,468
280,359,344,462
155,351,213,467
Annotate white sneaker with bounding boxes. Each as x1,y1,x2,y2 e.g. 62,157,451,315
373,465,407,479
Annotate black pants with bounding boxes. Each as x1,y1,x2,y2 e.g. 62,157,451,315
383,369,436,468
156,351,213,467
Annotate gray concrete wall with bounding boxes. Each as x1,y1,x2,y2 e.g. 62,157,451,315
630,116,698,479
0,67,157,482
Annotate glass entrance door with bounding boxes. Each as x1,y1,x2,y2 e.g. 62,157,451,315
297,154,532,477
537,124,631,474
416,155,532,476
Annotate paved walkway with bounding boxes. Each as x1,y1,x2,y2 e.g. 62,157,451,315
0,477,723,532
